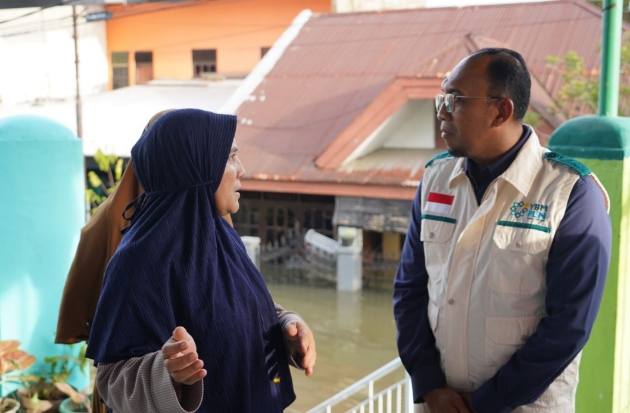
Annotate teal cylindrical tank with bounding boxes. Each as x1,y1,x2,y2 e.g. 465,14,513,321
0,115,86,393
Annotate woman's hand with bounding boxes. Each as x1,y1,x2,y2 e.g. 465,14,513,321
162,326,207,389
284,321,317,376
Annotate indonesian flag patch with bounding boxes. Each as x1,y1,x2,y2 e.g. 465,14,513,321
426,192,454,215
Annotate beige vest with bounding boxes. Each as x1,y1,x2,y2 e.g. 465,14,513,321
417,129,608,413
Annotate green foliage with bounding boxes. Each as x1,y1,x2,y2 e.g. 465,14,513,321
85,149,126,214
588,1,630,23
523,111,543,128
7,343,88,401
546,33,630,119
546,51,600,118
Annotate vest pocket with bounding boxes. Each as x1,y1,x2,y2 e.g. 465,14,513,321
490,222,550,294
422,217,456,289
493,221,552,254
485,316,539,377
485,317,579,410
420,215,456,244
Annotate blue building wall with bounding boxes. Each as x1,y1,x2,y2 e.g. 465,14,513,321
0,115,87,393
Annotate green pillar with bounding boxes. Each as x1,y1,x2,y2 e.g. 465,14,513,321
548,115,630,413
598,0,623,116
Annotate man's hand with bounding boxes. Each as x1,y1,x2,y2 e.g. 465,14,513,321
423,388,471,413
162,326,207,390
284,321,316,376
460,392,477,413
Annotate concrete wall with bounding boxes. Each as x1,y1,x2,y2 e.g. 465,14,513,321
333,0,425,12
104,0,331,89
0,6,108,105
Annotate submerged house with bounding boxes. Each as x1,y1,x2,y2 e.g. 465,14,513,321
223,0,614,261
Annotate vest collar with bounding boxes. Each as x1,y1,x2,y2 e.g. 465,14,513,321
499,126,543,196
447,126,542,196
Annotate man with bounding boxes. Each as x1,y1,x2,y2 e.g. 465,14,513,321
393,48,611,413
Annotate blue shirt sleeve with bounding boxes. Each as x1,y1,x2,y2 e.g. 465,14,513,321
393,181,447,403
472,176,612,413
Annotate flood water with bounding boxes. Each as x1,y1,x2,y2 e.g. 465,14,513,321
265,273,400,413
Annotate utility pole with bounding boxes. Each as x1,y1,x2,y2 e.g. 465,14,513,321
72,5,83,138
72,5,89,221
598,0,623,116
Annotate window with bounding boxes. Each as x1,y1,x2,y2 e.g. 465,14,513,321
277,208,285,227
192,49,217,77
233,192,334,244
112,52,129,89
250,207,259,225
135,51,153,85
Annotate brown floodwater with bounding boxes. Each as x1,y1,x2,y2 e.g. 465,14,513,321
265,280,400,413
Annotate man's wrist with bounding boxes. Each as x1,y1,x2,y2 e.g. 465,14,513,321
471,383,511,413
410,361,447,403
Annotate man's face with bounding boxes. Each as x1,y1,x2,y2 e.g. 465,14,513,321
437,55,498,159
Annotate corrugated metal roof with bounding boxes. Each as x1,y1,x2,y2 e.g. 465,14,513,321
235,0,624,189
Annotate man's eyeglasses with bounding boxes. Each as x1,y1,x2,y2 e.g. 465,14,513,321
435,94,503,113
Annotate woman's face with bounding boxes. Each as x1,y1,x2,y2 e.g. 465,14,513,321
215,141,245,216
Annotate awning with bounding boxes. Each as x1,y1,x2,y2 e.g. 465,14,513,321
334,196,412,234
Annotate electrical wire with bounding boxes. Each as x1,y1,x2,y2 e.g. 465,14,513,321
0,3,60,26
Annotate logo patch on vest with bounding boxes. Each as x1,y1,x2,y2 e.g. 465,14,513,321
510,202,548,221
426,192,454,215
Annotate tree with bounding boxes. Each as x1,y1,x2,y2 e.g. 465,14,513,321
85,150,124,214
546,32,630,119
588,1,630,23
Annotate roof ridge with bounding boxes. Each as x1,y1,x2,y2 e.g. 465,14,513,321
313,0,579,19
405,32,510,78
404,36,473,78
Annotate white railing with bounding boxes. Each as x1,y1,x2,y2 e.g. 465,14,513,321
305,358,414,413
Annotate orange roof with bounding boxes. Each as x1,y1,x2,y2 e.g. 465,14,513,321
234,0,624,199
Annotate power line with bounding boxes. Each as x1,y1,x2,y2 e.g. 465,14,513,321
0,5,98,36
0,1,62,26
0,0,265,37
109,0,237,20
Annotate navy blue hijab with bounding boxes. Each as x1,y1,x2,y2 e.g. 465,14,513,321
86,109,295,412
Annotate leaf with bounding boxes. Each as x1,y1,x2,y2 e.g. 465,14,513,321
0,341,20,354
87,171,103,189
54,382,80,399
93,150,112,173
115,159,124,182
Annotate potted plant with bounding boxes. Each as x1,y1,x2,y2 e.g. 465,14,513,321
16,343,90,413
0,340,36,413
56,383,91,413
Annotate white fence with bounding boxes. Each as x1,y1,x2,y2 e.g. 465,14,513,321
305,358,414,413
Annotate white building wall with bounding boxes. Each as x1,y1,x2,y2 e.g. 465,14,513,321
343,99,435,165
333,0,425,13
0,6,108,106
382,99,435,149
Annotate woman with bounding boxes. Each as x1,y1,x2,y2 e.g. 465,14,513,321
55,111,165,346
85,109,312,412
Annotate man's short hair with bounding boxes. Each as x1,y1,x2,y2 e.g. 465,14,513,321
470,48,531,121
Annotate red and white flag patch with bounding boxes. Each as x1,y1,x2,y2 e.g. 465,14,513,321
426,192,454,215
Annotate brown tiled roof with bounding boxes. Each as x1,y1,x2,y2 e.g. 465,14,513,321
235,0,624,197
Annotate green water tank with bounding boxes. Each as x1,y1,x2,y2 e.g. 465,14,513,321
0,115,86,393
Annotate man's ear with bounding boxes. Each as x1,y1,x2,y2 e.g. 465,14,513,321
493,98,514,127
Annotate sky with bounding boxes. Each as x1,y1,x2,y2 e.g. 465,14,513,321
425,0,553,7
